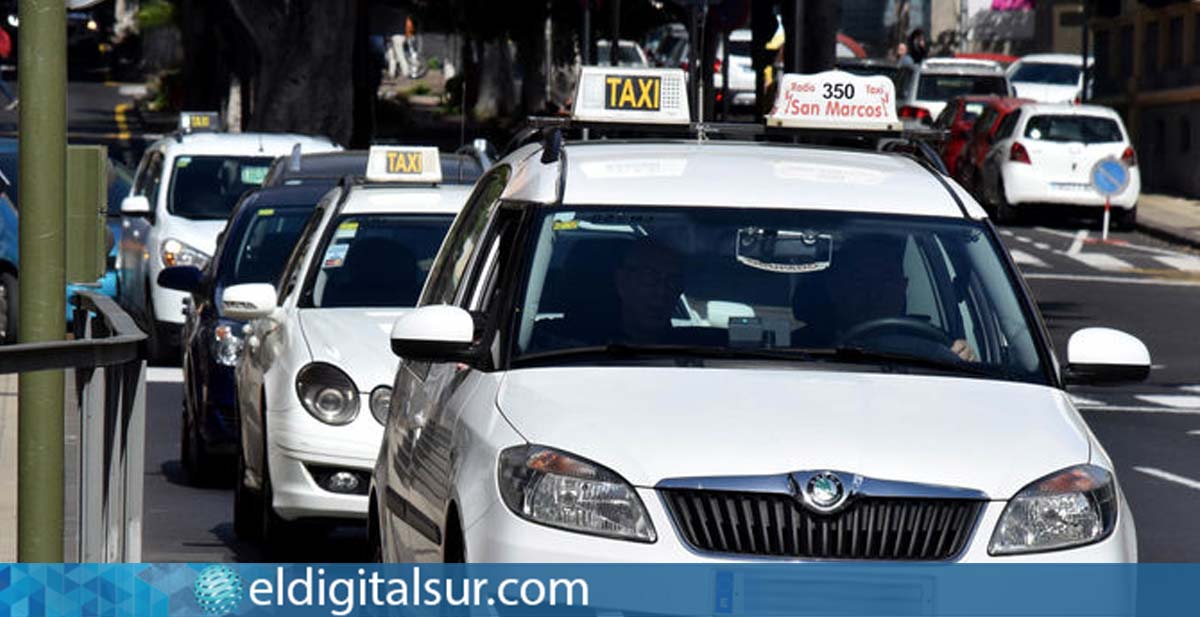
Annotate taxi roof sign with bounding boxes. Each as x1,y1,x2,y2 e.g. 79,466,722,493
179,111,222,133
766,71,901,133
572,66,690,125
366,146,442,184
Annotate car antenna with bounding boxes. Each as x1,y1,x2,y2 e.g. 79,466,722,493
288,143,302,172
258,133,264,153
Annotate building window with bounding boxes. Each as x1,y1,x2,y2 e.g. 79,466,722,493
1157,118,1167,155
1119,25,1134,79
1145,21,1160,76
1169,17,1184,68
1182,117,1192,153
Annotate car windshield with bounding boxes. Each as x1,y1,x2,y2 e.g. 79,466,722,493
305,214,453,308
167,155,274,219
1023,114,1123,144
1011,62,1080,85
917,74,1008,101
218,207,312,287
513,207,1046,384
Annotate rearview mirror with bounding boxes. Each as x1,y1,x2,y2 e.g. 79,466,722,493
157,266,204,293
120,195,151,216
391,305,476,362
221,283,279,322
1065,327,1150,385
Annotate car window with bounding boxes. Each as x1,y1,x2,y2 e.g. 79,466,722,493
305,214,454,308
972,108,997,138
220,207,312,286
512,208,1046,384
277,189,340,301
1024,114,1124,144
1011,62,1080,85
167,155,275,219
136,151,165,208
994,112,1020,140
421,168,508,306
933,101,958,129
917,74,1008,101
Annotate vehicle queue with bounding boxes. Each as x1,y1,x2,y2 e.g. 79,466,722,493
102,51,1150,563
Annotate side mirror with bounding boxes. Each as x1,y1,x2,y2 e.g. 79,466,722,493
157,265,204,293
390,305,476,362
1065,327,1150,385
120,195,151,216
221,283,279,322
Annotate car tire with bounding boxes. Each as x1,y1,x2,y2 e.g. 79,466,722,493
993,178,1020,225
0,271,17,344
1113,205,1137,231
181,399,216,487
233,447,263,542
259,445,297,557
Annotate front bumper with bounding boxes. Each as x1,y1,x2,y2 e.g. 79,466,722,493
150,283,189,325
198,364,239,453
1003,163,1141,209
266,404,383,522
465,487,1136,563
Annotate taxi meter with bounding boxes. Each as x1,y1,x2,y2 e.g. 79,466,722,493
366,146,443,184
767,71,901,132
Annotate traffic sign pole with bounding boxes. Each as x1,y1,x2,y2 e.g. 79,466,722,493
1102,196,1110,241
1090,157,1129,244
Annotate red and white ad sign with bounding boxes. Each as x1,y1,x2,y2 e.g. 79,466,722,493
767,71,901,132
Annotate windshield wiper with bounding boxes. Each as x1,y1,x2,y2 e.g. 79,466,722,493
794,346,998,378
513,343,817,367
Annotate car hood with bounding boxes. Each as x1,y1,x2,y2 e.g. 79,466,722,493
297,308,408,391
1011,82,1079,103
496,367,1091,498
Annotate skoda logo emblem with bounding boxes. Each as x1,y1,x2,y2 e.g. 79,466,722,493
805,471,847,512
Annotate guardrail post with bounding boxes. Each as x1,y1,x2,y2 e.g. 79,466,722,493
17,0,68,562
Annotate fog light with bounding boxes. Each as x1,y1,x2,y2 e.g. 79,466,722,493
325,471,361,494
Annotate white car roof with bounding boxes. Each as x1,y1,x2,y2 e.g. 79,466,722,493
341,183,472,216
505,141,981,219
919,58,1004,74
1014,53,1093,67
155,132,340,158
1018,103,1123,121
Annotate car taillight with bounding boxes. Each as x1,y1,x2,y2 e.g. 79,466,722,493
1121,146,1137,167
899,106,931,122
713,58,722,74
1010,142,1031,164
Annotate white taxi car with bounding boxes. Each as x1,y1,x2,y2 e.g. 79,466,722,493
118,112,340,360
225,147,470,550
372,68,1148,563
976,103,1139,226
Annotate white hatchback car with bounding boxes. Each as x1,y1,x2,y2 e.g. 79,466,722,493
1008,53,1093,104
977,103,1139,226
896,58,1011,127
227,147,470,550
371,69,1147,563
118,113,339,360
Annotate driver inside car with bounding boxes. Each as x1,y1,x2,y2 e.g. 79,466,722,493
798,233,978,362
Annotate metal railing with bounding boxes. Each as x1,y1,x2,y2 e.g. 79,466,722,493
0,291,146,561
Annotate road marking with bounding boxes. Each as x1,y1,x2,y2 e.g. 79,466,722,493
1183,386,1200,394
114,102,132,142
1135,394,1200,408
1009,249,1048,268
1134,467,1200,491
1188,430,1200,436
1000,229,1014,237
117,84,148,97
1078,405,1200,414
1015,235,1032,244
1034,242,1051,250
1068,229,1088,255
1024,272,1200,287
1070,394,1106,407
147,368,183,383
1154,255,1200,272
1066,252,1133,271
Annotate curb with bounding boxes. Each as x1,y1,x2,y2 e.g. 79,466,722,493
1136,219,1200,250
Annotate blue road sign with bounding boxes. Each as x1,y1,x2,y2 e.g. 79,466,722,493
1090,157,1129,197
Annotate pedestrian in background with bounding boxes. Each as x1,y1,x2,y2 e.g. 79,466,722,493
905,29,929,65
894,42,911,65
0,26,16,110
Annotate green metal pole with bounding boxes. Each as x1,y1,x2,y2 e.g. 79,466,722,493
17,0,67,562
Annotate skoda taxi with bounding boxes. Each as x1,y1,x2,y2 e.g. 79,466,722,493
227,147,470,550
372,68,1148,563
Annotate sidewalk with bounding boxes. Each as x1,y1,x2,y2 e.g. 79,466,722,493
1138,194,1200,248
0,373,15,561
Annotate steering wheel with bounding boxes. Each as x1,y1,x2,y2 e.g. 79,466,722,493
839,317,953,350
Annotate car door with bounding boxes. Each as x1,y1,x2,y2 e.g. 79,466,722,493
118,148,163,321
385,169,509,561
982,110,1021,204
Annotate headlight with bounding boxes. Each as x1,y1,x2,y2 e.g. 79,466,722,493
210,321,243,367
498,445,656,542
295,363,360,425
369,386,391,425
161,238,210,269
7,14,17,28
86,18,98,31
989,464,1117,555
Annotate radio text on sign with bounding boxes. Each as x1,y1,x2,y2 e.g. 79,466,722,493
780,81,891,119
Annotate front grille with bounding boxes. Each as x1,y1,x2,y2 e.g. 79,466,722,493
661,489,982,560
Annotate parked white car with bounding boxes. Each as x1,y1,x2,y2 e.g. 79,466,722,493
371,68,1146,563
895,58,1011,127
118,113,339,360
978,103,1139,226
1008,53,1093,103
229,147,470,551
713,29,756,108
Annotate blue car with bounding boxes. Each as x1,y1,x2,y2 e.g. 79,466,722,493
158,183,332,484
0,138,17,344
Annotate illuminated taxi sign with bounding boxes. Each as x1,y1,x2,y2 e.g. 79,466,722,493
366,146,442,184
179,111,221,133
573,67,689,124
766,71,901,132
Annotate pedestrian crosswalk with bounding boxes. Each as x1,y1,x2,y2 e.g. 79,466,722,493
1072,387,1200,414
999,227,1200,279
